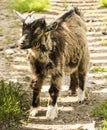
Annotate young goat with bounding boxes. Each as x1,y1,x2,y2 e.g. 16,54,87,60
14,7,89,120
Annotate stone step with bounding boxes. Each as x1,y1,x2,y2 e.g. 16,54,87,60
88,42,106,47
90,52,107,59
87,32,105,36
88,72,107,78
87,35,107,42
87,21,107,27
90,59,107,65
89,46,107,53
84,9,107,13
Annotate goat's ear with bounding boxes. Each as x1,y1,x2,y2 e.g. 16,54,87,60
41,17,46,27
13,10,25,22
45,22,58,32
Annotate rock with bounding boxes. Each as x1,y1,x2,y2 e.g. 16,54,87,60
5,49,14,55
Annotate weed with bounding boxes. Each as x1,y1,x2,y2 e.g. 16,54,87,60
100,0,107,7
91,100,107,119
91,101,107,129
9,0,50,13
101,120,107,130
100,39,107,46
0,28,3,34
5,55,13,61
105,75,107,79
63,0,68,8
6,36,12,44
42,98,48,106
0,80,30,130
91,67,107,73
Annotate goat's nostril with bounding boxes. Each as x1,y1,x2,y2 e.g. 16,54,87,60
19,39,25,46
21,42,24,45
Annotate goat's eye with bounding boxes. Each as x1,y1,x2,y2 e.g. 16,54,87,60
34,29,41,35
37,30,41,35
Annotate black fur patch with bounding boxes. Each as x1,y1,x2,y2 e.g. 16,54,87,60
49,83,59,106
56,9,74,25
32,90,40,107
34,60,47,74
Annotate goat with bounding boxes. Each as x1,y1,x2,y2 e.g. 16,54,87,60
14,7,89,120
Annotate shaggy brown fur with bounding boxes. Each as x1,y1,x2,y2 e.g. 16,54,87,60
15,7,89,118
28,10,89,106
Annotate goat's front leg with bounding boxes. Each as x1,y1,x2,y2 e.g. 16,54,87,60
29,78,44,116
46,73,62,120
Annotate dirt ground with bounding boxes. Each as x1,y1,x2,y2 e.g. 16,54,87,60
0,0,107,130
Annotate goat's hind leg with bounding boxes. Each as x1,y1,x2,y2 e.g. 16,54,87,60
69,70,79,95
78,71,86,103
46,73,62,120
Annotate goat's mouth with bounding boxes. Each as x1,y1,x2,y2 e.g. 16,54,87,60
19,40,39,49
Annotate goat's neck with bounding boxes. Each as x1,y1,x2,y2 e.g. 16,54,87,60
39,33,52,51
28,33,52,60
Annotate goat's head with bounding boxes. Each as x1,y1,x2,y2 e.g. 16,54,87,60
14,10,58,49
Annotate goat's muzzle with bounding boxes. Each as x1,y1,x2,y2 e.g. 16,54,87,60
18,35,31,49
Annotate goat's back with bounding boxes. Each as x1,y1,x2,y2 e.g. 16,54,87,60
50,11,89,73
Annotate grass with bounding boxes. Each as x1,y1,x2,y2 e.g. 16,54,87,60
91,100,107,119
6,36,13,44
0,28,3,34
91,100,107,130
105,75,107,79
100,0,107,7
9,0,50,13
91,67,107,73
100,39,107,46
63,0,68,8
101,120,107,130
0,80,30,130
41,98,48,106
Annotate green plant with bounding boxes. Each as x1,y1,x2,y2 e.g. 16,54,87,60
9,0,50,13
0,80,30,130
91,67,107,73
0,28,3,34
100,0,107,7
101,120,107,130
91,100,107,119
100,39,107,46
105,75,107,79
63,0,68,8
42,98,48,106
6,36,12,44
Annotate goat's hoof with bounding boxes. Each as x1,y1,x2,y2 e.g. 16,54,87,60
46,104,58,120
78,96,85,104
78,98,86,104
68,90,76,96
78,100,84,104
29,107,38,117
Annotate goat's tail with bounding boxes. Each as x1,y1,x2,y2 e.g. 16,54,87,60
68,6,82,17
74,7,82,16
